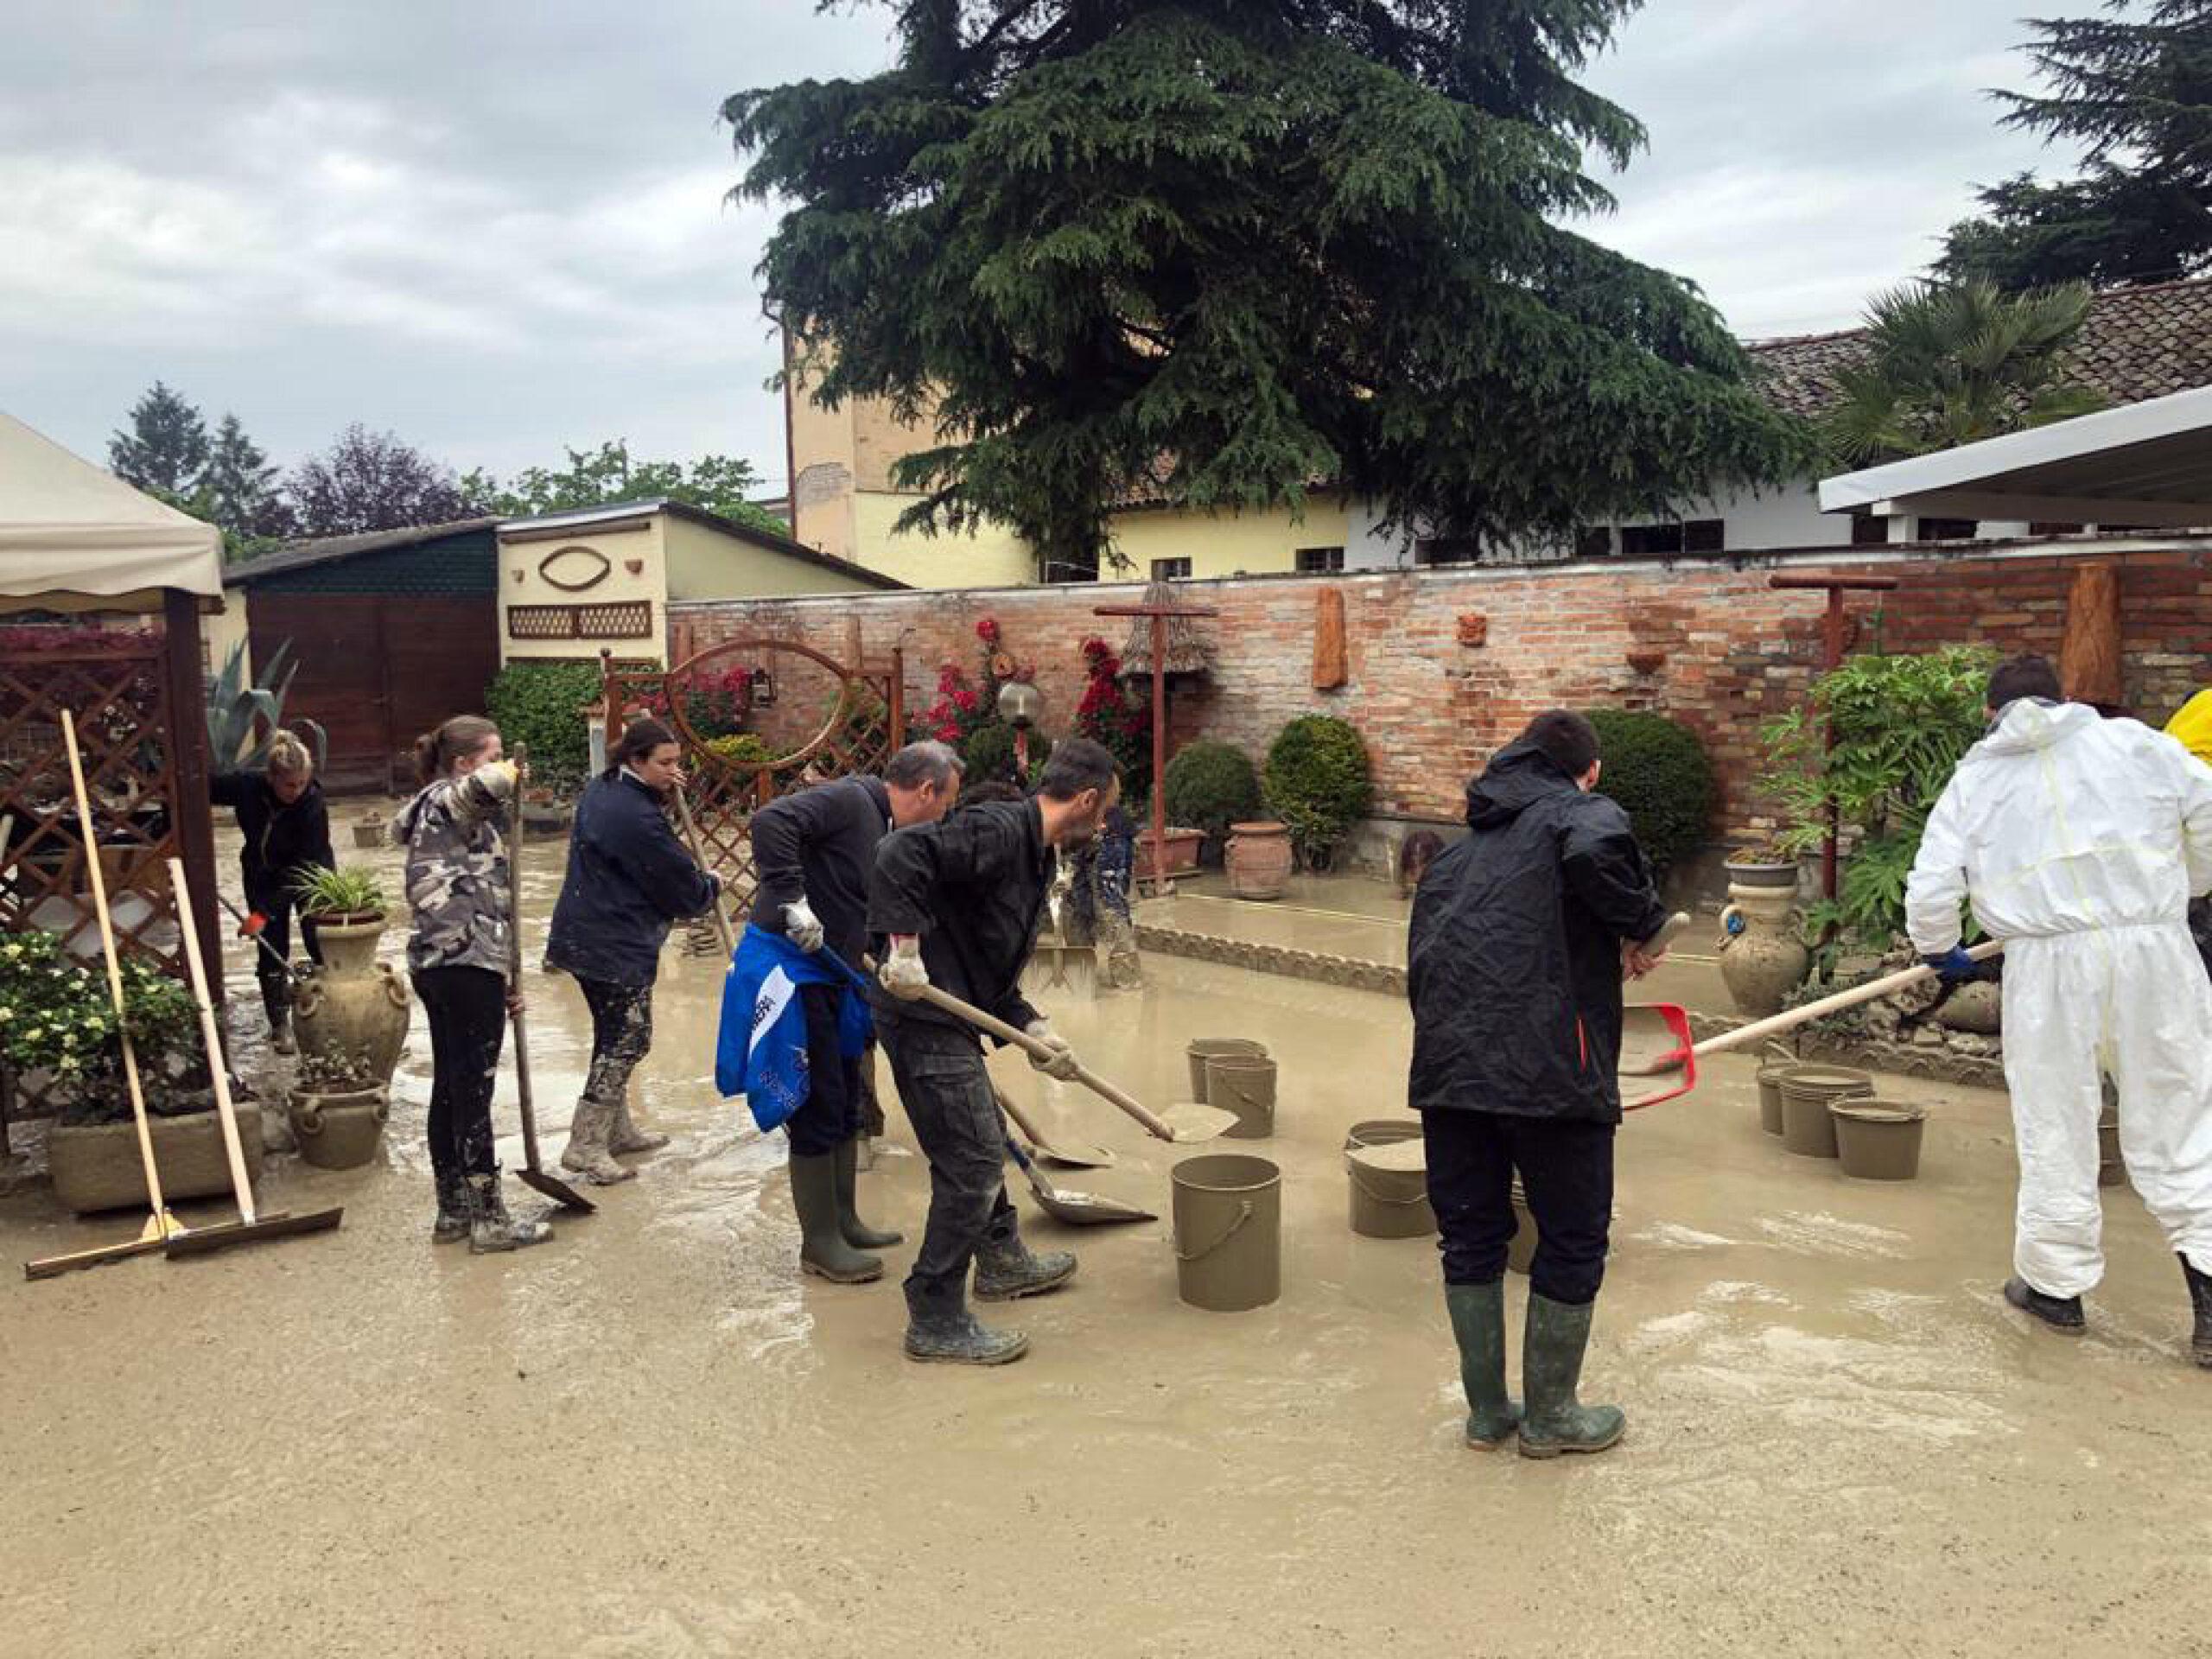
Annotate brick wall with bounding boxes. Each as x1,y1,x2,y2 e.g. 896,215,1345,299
671,538,2212,842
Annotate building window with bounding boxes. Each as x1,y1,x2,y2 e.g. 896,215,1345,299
1414,537,1481,566
1916,517,1979,541
1616,518,1720,557
1574,525,1613,560
1682,519,1725,553
1294,545,1344,574
1849,511,1890,547
1151,556,1192,581
2029,521,2085,536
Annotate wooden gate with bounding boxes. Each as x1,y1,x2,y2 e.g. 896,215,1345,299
600,640,903,914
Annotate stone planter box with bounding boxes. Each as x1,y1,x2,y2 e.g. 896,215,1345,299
1133,827,1205,881
48,1104,264,1215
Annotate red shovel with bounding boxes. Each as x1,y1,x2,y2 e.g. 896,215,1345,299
1620,939,2004,1110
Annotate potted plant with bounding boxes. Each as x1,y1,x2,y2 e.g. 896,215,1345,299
1723,843,1802,891
289,868,408,1160
0,931,262,1213
1262,715,1373,874
1164,741,1263,868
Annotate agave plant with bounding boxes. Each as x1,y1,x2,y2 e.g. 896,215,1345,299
206,639,327,773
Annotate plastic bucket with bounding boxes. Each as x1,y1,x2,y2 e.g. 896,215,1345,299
1172,1154,1281,1312
1832,1099,1926,1180
1186,1038,1267,1102
1343,1121,1432,1239
1780,1066,1872,1158
1506,1179,1539,1276
1204,1054,1278,1140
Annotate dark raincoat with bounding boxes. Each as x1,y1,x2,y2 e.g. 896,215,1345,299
544,770,718,988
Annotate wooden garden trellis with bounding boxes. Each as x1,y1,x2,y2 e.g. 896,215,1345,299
599,640,904,915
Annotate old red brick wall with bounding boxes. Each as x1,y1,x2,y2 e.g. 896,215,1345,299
671,541,2212,838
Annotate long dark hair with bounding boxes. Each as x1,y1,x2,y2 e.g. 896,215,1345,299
413,715,499,785
607,717,678,781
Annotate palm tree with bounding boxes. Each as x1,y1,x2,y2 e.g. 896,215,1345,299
1822,278,2107,466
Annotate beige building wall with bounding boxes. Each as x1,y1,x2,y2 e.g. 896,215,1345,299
205,587,252,678
499,516,668,665
1108,501,1351,582
664,512,887,601
849,493,1033,589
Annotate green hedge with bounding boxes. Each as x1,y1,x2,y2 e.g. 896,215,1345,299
962,720,1052,788
1165,741,1262,853
486,661,601,791
1263,715,1372,868
1585,709,1714,871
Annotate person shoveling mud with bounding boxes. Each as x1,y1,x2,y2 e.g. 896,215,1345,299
868,736,1125,1365
1408,711,1673,1457
1907,654,2212,1364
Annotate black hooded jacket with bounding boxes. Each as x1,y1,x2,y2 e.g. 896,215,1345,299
210,771,334,906
1407,742,1669,1122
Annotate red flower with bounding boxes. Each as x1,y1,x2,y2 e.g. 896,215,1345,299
953,689,979,713
934,722,960,743
976,617,1001,645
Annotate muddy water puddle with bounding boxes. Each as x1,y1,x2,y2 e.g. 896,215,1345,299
2,818,2209,1656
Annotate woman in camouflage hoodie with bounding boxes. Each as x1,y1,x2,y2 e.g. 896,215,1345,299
396,715,551,1254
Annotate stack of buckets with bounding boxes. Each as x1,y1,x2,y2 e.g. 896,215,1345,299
1173,1039,1284,1312
1761,1047,1928,1180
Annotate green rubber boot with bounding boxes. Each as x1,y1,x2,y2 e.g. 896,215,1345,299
1518,1293,1625,1460
1444,1281,1522,1449
834,1136,904,1250
791,1154,882,1284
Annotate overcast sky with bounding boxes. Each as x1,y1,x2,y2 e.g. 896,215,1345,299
2,1,2062,494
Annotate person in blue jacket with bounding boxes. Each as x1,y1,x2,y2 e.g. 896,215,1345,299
545,718,720,1184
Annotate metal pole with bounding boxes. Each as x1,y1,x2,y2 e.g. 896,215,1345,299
1822,588,1845,903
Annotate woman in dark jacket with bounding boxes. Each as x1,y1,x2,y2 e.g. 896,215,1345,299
545,719,719,1184
210,729,334,1053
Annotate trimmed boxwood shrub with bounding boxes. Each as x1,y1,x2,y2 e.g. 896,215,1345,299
962,720,1052,788
486,661,602,791
1584,708,1715,872
1263,715,1372,869
1164,741,1262,858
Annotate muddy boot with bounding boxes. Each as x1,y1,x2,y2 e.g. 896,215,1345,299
268,1009,296,1057
432,1168,470,1244
467,1173,553,1255
791,1154,881,1283
1444,1281,1522,1449
2004,1275,2087,1333
974,1233,1077,1301
559,1094,635,1185
903,1292,1028,1365
607,1089,670,1157
1517,1294,1624,1460
833,1136,903,1250
2182,1255,2212,1369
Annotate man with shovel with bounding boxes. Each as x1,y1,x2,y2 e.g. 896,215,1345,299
869,737,1122,1365
1908,654,2212,1364
1408,710,1670,1457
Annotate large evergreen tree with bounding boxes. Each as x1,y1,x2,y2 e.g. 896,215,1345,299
1938,2,2212,289
203,413,295,554
108,381,211,496
727,1,1808,579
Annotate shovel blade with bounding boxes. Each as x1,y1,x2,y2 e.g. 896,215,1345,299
1618,1003,1696,1111
1159,1103,1242,1143
1036,1191,1157,1226
518,1168,597,1213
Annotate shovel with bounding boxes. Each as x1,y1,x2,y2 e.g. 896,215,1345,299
162,859,345,1260
1620,939,2005,1110
505,761,594,1212
994,1077,1117,1171
671,784,738,959
1001,1128,1156,1226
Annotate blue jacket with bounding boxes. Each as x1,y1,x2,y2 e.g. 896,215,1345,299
545,770,718,988
716,925,871,1131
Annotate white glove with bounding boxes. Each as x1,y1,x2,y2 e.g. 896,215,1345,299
474,759,519,798
1024,1017,1080,1082
880,936,930,1000
783,897,824,953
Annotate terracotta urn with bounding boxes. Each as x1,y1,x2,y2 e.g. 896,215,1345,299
1717,876,1809,1018
288,1085,390,1171
1225,821,1294,901
294,913,410,1093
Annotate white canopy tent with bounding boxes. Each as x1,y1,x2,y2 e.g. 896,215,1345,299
0,411,223,614
1819,384,2212,530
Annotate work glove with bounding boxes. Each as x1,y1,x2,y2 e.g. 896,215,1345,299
880,936,930,1000
1923,946,1979,984
783,897,824,953
1024,1017,1081,1082
474,759,520,798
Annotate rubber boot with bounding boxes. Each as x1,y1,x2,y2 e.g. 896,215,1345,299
607,1088,670,1157
1517,1293,1625,1459
432,1167,470,1244
1444,1281,1522,1449
268,1010,296,1057
903,1289,1028,1365
790,1154,882,1283
833,1136,903,1249
2182,1255,2212,1369
559,1094,636,1185
2004,1275,2086,1332
974,1231,1077,1301
467,1173,553,1255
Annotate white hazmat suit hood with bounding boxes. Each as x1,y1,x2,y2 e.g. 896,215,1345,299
1908,697,2212,1296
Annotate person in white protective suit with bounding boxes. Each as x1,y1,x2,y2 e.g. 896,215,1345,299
1907,655,2212,1367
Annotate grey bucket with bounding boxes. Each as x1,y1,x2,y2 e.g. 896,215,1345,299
1172,1154,1282,1312
1831,1098,1927,1181
1344,1119,1432,1239
1186,1038,1266,1101
1780,1066,1872,1158
1757,1046,1799,1136
1204,1054,1278,1139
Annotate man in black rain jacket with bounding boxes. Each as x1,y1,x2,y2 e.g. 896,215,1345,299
1408,710,1670,1459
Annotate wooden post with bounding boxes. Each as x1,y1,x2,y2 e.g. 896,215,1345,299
2058,563,2123,709
1313,587,1347,690
1094,595,1219,893
163,588,225,1007
1768,573,1900,902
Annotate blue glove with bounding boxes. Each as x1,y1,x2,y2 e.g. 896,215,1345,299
1922,947,1978,983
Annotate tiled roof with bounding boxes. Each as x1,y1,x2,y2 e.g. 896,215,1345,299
1747,276,2212,419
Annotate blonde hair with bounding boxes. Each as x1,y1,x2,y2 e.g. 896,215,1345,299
265,730,314,779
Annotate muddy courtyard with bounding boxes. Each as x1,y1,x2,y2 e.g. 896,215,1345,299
3,822,2210,1659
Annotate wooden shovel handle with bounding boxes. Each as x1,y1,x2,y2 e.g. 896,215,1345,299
672,785,737,957
167,860,258,1224
1694,939,2005,1059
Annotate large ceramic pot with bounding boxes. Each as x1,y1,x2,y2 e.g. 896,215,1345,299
1717,875,1809,1019
289,1086,390,1171
48,1103,265,1215
1225,821,1293,901
294,913,410,1092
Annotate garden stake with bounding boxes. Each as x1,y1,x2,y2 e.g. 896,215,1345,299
26,710,188,1280
505,757,594,1212
161,858,343,1259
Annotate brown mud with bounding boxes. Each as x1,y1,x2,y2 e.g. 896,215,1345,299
3,818,2210,1656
